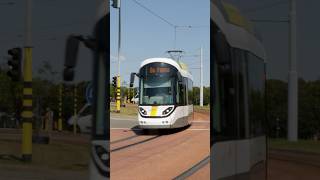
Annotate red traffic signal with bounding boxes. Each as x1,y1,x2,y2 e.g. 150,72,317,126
112,76,117,87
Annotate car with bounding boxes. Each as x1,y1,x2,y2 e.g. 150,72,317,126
131,93,139,104
67,104,92,134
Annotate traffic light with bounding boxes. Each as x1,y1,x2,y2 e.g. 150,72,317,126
112,0,120,8
112,76,117,87
7,47,22,81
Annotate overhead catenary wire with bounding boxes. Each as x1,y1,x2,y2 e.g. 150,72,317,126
130,0,208,48
131,0,175,27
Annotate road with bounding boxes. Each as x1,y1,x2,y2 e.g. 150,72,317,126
110,112,210,180
0,130,90,180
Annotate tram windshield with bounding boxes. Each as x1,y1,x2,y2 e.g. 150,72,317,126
139,63,177,105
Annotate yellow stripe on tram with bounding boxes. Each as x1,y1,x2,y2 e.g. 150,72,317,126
151,106,158,116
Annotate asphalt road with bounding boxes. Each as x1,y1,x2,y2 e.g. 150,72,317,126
110,112,210,180
110,116,138,129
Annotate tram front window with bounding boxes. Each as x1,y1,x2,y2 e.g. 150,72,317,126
139,62,177,106
140,76,174,105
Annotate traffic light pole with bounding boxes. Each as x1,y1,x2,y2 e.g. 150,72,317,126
116,1,121,113
22,0,33,162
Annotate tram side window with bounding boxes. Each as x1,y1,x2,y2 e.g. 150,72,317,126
213,53,237,141
188,79,193,105
234,49,247,139
177,78,186,105
247,53,265,137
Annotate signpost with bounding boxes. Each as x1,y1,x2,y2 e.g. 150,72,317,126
86,82,93,105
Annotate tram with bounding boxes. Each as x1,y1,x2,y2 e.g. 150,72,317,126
63,0,109,179
130,58,194,129
211,0,267,179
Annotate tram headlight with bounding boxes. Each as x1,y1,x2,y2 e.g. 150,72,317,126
162,107,173,115
139,107,147,115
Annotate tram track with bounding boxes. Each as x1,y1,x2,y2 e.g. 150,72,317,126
173,155,210,180
111,135,162,153
110,134,140,144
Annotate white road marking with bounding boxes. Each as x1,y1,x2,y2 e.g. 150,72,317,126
111,117,137,121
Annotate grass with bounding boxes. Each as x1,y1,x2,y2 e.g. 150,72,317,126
0,140,90,171
110,103,138,116
269,138,320,154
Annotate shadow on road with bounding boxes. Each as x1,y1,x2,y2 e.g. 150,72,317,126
131,124,191,136
0,154,22,162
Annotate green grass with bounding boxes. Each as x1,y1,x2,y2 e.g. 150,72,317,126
110,103,138,116
269,138,320,154
0,140,90,170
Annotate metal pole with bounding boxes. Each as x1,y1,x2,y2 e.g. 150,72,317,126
73,84,77,134
116,0,121,113
174,26,177,49
288,0,298,141
200,47,203,106
58,83,63,131
22,0,33,162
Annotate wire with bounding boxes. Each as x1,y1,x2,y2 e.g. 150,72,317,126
131,0,175,27
243,0,288,14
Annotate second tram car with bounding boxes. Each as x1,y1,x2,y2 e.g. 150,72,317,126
130,58,194,129
211,0,267,180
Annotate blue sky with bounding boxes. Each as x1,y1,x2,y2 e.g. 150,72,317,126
110,0,210,87
225,0,320,81
0,0,318,85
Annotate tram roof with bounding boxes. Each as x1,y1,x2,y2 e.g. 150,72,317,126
140,58,193,81
211,0,267,60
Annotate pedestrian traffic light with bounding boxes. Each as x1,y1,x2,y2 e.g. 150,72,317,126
112,0,120,8
112,76,117,87
7,47,22,81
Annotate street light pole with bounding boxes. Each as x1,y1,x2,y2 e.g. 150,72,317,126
288,0,298,142
200,47,203,107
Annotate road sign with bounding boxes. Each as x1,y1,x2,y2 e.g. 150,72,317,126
86,83,93,105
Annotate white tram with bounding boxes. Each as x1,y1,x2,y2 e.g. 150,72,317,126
211,0,267,180
130,58,194,129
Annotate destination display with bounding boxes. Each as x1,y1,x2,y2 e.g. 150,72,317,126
148,67,171,74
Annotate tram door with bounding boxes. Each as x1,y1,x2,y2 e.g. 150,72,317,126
211,24,237,180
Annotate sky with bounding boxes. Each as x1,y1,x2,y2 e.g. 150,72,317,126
224,0,320,81
110,0,210,87
0,0,319,87
0,0,97,82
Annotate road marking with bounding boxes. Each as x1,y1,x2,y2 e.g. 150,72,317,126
111,117,137,121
